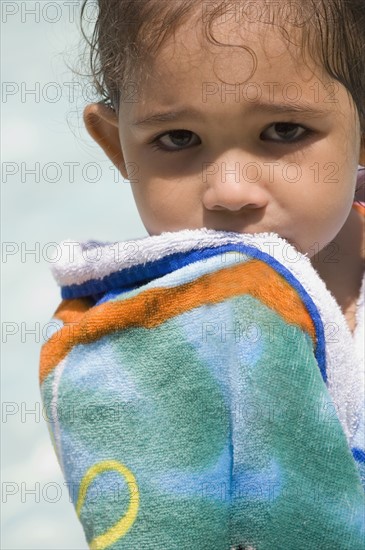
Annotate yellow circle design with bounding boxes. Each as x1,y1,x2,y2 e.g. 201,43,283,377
76,460,140,549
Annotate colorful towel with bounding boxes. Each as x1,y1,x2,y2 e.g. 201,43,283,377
39,229,365,550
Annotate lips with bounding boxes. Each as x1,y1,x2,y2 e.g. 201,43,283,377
212,226,297,248
208,225,283,237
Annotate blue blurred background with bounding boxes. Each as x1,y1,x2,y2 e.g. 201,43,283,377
2,2,146,547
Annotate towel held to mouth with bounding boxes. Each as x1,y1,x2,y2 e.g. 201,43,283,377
39,229,365,550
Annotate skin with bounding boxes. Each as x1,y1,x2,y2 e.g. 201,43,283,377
83,15,365,332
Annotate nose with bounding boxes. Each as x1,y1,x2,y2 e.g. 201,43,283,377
202,155,270,212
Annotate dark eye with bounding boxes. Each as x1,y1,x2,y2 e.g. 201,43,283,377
150,130,200,153
262,122,310,142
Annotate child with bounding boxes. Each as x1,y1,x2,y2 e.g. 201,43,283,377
80,0,365,335
40,1,365,548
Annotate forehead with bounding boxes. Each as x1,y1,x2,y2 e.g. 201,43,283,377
140,15,323,98
120,9,355,126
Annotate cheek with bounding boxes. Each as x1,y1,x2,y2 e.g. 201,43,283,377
132,179,196,212
275,166,354,250
129,182,178,233
129,183,156,221
302,198,353,254
283,162,354,213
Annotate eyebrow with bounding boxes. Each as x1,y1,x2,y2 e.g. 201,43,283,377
131,101,332,127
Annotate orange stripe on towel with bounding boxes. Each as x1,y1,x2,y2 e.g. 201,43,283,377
40,259,315,385
54,297,95,324
352,201,365,217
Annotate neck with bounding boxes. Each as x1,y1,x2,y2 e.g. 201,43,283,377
310,207,365,331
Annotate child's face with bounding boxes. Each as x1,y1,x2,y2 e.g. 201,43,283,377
88,16,365,257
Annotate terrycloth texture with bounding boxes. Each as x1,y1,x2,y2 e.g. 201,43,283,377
39,227,365,550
